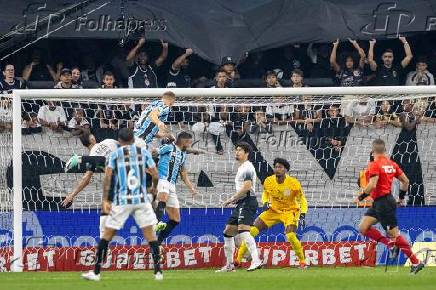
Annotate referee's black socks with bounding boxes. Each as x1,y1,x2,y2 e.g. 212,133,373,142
94,238,109,275
149,241,162,274
158,220,179,244
156,201,166,221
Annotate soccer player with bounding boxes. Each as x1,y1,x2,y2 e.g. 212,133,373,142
216,142,262,272
81,128,162,281
358,139,424,275
62,131,147,237
134,91,175,144
154,132,198,244
236,158,308,269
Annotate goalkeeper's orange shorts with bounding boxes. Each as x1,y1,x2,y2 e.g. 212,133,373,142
258,208,300,228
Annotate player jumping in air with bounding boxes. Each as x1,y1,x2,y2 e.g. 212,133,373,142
236,158,308,269
134,91,175,144
81,128,162,281
216,142,263,272
62,131,146,238
154,132,199,243
358,139,424,275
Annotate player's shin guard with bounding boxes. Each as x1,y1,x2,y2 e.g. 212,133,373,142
286,232,305,265
223,234,235,266
158,220,179,244
239,230,260,264
236,227,260,263
364,226,391,247
94,239,109,275
149,241,162,274
156,201,166,221
394,235,420,265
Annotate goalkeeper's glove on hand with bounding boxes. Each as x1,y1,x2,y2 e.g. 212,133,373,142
65,154,81,172
299,213,306,229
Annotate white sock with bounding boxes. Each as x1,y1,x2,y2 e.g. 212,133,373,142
240,231,260,263
224,236,235,266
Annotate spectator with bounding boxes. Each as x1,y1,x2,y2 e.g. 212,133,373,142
294,95,323,136
249,110,272,134
37,101,67,133
0,63,27,93
22,50,52,81
330,39,366,86
72,67,83,87
22,112,42,135
68,108,90,135
273,44,308,79
54,69,82,89
220,56,237,86
101,71,118,88
374,100,399,128
264,70,281,87
368,37,413,86
167,48,193,88
0,97,12,132
266,96,294,123
405,56,435,86
290,69,306,87
211,69,230,88
344,98,376,125
322,105,348,152
126,37,168,88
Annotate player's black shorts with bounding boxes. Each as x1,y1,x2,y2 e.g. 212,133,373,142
227,196,258,226
364,194,398,230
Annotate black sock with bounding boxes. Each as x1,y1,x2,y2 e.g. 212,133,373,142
94,239,109,275
158,220,180,244
149,241,161,274
156,201,166,221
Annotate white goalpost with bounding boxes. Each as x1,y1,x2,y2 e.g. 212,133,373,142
5,86,436,272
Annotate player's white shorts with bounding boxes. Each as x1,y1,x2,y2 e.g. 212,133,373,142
157,179,179,209
105,203,157,230
99,215,109,238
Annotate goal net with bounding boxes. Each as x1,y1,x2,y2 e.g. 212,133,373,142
1,87,435,271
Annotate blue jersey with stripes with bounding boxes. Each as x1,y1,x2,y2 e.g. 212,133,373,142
157,143,187,185
107,144,156,206
134,100,171,144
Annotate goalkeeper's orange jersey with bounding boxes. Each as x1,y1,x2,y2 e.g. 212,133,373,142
262,174,308,213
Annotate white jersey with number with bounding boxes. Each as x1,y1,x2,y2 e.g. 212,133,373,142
89,139,119,157
235,160,257,195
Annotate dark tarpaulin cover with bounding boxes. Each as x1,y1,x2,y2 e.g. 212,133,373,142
1,0,436,63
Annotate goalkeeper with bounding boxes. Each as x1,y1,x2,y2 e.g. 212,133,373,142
236,158,308,269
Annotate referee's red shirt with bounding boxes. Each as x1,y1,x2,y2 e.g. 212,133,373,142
365,155,403,200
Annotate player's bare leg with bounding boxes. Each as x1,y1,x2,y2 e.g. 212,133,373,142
386,226,424,274
216,225,238,272
82,227,117,281
142,225,164,280
238,223,262,271
285,224,307,269
236,218,268,266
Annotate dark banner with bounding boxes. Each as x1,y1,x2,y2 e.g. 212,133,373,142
2,0,436,63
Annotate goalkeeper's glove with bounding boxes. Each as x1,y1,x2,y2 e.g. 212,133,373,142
65,154,82,172
358,192,370,201
262,202,270,211
299,213,306,229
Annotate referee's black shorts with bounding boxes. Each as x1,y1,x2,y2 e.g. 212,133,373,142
364,194,398,230
227,196,258,226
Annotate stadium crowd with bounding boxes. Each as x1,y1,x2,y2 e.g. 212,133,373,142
1,36,435,206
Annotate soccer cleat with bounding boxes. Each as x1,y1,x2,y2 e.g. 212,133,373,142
81,271,100,281
410,262,425,275
247,260,263,272
155,221,167,232
154,271,164,281
215,264,236,272
388,244,400,261
298,262,309,270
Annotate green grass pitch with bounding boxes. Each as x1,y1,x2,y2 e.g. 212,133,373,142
1,267,435,290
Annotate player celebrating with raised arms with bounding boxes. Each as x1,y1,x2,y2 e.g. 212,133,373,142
216,142,262,272
236,158,308,269
154,131,199,243
134,91,175,144
358,139,424,275
81,128,163,281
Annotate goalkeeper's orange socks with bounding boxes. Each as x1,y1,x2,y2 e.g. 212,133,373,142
364,226,391,247
286,232,306,265
236,226,259,263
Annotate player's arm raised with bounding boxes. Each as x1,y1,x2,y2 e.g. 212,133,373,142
222,179,252,206
180,166,198,197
